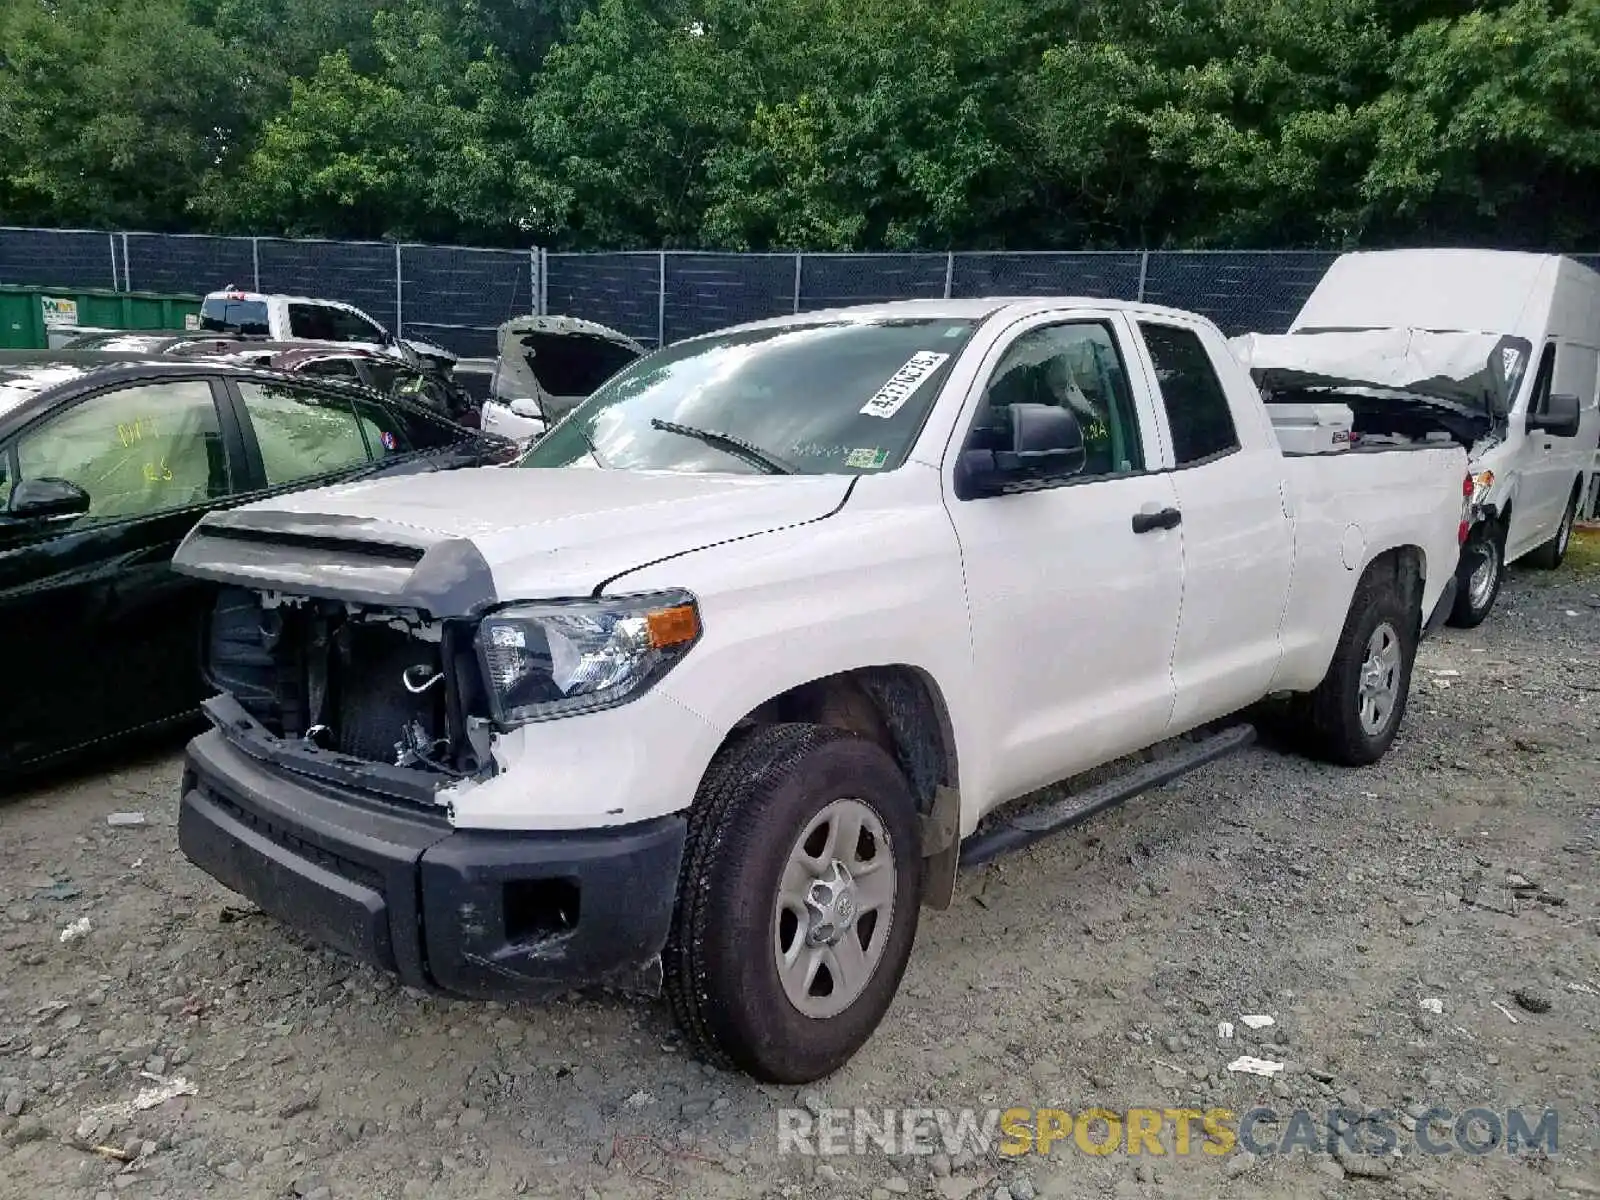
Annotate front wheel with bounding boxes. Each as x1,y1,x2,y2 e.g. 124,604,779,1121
1448,523,1503,628
1525,487,1579,570
663,723,922,1083
1299,574,1417,766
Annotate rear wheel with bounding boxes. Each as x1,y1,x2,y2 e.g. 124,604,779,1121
663,724,922,1083
1524,486,1579,570
1448,522,1503,628
1299,573,1417,766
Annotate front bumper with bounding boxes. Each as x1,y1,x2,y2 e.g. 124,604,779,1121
180,726,686,1000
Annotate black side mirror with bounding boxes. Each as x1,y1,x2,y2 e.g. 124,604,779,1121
954,403,1087,499
8,477,91,522
1530,392,1581,439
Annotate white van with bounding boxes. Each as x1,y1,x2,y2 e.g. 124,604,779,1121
1233,250,1600,626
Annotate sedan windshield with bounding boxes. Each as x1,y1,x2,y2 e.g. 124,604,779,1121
519,318,977,476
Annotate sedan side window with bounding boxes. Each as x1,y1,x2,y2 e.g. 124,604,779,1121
374,397,468,451
0,454,10,508
12,381,227,523
237,381,372,486
968,321,1145,476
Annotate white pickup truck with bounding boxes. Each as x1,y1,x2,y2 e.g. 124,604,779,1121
169,299,1470,1083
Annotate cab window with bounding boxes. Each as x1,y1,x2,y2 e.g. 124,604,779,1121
328,307,386,344
237,381,372,486
1527,343,1556,418
1139,322,1240,466
967,321,1145,477
11,380,227,523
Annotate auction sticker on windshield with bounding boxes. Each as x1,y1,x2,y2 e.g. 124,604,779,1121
860,351,950,419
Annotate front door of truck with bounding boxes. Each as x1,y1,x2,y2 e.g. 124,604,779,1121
942,313,1184,807
1132,319,1294,732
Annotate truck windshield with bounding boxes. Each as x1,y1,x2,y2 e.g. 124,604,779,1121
519,318,977,476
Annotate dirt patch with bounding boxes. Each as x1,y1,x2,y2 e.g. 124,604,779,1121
2,557,1597,1200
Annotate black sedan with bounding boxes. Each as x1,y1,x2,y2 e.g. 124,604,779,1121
0,355,517,779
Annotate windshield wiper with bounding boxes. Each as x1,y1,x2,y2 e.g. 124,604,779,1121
648,418,795,475
576,424,609,468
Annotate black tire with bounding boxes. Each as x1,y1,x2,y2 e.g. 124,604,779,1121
663,723,923,1083
1523,485,1579,570
1299,572,1417,766
1447,522,1503,628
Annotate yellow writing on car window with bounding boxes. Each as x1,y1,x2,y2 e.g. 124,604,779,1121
117,416,159,448
142,459,173,483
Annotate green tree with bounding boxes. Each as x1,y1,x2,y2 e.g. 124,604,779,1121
699,0,1033,250
0,0,257,227
1359,0,1600,245
213,2,526,241
515,0,763,248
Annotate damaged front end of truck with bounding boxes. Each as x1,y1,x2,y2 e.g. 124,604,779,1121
169,507,688,1002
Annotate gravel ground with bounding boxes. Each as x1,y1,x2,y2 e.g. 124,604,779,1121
3,533,1597,1200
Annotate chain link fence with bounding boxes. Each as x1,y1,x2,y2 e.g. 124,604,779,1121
0,227,536,361
7,227,1600,356
544,249,1360,347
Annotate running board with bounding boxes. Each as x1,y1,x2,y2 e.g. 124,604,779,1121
958,723,1256,869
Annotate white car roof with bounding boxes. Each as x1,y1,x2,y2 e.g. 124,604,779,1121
695,297,1214,340
202,291,361,308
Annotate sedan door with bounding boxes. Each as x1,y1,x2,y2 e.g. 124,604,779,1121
0,377,241,770
941,313,1184,807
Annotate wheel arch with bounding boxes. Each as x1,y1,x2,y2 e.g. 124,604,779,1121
732,664,960,817
1357,544,1426,630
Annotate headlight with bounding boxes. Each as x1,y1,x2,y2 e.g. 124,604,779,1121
475,590,701,726
1471,469,1496,505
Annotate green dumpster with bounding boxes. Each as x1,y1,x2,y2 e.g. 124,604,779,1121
0,285,203,350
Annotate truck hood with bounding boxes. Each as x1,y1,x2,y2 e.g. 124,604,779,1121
1230,328,1531,419
171,467,852,615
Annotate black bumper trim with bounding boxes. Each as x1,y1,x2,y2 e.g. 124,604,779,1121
181,728,688,1000
1423,574,1458,640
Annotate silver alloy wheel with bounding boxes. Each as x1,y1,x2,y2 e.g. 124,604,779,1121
1357,621,1402,737
772,798,897,1019
1557,502,1574,557
1467,538,1500,611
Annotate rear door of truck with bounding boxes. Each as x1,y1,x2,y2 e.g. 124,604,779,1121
1123,316,1294,733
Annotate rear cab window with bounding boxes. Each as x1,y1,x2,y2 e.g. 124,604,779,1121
1139,322,1241,466
200,297,270,336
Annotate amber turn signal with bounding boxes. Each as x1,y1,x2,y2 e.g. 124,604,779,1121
646,603,701,648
